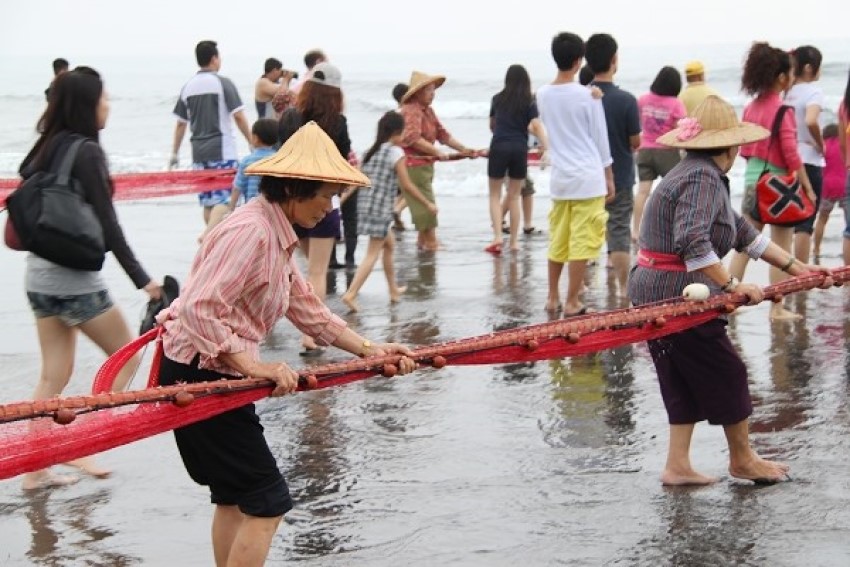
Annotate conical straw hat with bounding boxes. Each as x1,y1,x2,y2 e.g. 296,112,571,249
657,95,769,149
245,121,370,187
401,71,446,104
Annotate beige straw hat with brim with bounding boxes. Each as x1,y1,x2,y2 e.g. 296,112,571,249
657,95,769,149
401,71,446,104
246,121,370,187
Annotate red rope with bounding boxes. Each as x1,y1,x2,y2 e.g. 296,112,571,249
0,269,844,479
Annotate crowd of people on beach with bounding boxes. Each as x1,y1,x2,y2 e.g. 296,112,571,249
7,31,850,565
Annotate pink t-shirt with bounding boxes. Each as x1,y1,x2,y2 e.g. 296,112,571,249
638,93,687,149
840,101,850,167
823,137,847,200
740,91,802,173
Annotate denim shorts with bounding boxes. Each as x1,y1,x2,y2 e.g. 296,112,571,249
27,289,113,326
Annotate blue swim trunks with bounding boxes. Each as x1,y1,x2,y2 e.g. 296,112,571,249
193,159,238,207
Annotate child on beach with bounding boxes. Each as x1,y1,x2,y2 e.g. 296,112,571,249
198,118,278,241
341,111,435,311
813,124,847,259
229,119,278,210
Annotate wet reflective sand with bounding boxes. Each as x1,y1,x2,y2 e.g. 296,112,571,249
1,195,849,565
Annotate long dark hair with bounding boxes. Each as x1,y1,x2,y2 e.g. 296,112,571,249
493,64,533,117
296,80,343,136
31,66,102,169
362,111,404,166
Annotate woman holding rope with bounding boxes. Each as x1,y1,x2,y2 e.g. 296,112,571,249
628,96,833,486
154,122,415,567
399,70,475,251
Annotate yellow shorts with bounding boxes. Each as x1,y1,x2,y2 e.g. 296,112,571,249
547,197,609,262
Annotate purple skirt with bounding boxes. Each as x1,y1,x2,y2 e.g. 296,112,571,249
293,208,341,239
647,319,752,425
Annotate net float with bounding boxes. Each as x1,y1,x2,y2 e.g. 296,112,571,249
53,408,77,425
382,364,398,378
173,391,194,407
682,283,710,301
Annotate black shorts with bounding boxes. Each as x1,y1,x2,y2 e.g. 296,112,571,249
294,208,341,239
793,163,822,235
488,141,528,180
158,354,293,518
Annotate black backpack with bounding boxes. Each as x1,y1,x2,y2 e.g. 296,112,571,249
6,136,106,271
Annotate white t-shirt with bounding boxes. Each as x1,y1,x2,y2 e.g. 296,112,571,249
536,82,612,199
785,82,825,166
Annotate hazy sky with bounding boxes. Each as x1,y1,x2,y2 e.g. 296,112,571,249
2,0,845,61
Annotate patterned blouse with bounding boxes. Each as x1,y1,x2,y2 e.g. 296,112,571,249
400,101,451,167
628,153,769,305
358,143,405,238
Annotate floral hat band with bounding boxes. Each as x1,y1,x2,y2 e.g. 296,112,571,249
657,96,769,149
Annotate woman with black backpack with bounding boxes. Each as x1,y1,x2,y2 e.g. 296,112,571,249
17,66,161,490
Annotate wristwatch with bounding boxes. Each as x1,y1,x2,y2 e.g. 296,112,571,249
721,276,740,292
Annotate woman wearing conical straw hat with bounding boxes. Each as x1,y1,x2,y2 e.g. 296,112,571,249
628,95,833,486
154,121,416,566
399,70,475,251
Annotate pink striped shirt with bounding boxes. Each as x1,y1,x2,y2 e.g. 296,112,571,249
157,196,347,374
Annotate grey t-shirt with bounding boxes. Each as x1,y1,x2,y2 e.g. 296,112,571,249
173,71,244,163
26,254,106,295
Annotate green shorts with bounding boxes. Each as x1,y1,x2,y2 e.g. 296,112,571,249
404,165,438,230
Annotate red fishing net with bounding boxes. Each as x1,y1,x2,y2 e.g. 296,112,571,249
1,170,235,207
0,270,843,480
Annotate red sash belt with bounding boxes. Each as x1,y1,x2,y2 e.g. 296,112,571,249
636,250,687,272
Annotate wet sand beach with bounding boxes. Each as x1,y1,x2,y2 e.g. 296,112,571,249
1,193,849,566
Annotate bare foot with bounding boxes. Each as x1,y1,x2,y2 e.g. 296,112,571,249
341,293,359,313
729,455,790,484
660,468,720,486
770,306,802,321
23,470,79,491
64,457,111,479
544,300,562,313
389,286,407,303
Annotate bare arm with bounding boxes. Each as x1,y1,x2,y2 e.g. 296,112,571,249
170,121,187,168
256,78,280,100
233,110,252,148
410,138,442,157
443,136,471,153
604,166,614,203
806,105,824,155
629,134,642,151
528,118,548,151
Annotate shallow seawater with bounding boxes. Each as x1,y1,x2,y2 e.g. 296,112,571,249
1,194,849,566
